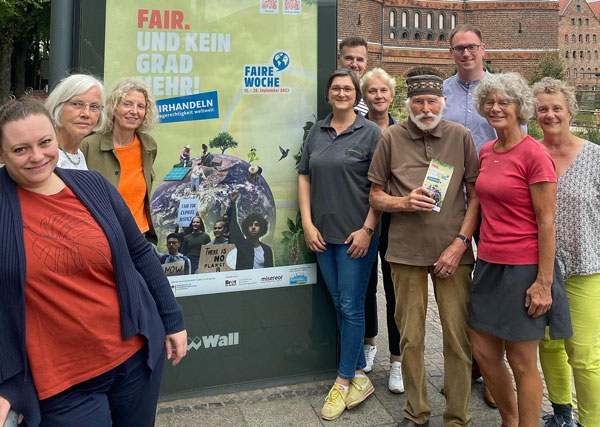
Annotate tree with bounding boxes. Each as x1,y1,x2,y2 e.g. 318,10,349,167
0,0,48,102
208,131,238,154
529,51,565,85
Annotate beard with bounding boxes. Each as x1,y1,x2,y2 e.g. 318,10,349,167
407,98,446,131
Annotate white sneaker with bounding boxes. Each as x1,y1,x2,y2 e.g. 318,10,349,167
363,345,377,373
388,361,405,393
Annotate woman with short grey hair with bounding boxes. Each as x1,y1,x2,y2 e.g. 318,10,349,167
470,72,572,427
44,74,105,170
534,77,600,427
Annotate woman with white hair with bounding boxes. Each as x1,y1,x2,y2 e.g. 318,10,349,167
44,74,105,170
81,78,159,244
470,72,571,426
359,68,404,395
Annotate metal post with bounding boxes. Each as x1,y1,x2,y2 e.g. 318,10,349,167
49,0,74,90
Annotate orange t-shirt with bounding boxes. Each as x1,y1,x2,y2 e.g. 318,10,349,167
18,185,145,399
115,135,149,233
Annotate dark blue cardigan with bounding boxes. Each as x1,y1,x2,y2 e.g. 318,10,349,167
0,167,185,426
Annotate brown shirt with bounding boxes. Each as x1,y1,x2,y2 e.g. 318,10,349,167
368,119,479,266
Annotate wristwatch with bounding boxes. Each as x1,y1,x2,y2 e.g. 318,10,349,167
362,225,374,236
456,234,471,247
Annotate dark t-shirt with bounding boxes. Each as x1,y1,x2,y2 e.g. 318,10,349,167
298,113,381,244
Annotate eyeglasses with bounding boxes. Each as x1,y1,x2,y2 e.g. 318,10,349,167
452,44,482,54
121,101,146,111
66,100,102,113
484,99,514,109
330,86,355,94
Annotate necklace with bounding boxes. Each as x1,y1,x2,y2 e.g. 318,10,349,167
60,147,81,165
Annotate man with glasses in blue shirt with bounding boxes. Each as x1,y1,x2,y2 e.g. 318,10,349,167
442,24,497,410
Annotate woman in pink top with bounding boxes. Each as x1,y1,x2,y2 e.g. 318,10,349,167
470,72,571,427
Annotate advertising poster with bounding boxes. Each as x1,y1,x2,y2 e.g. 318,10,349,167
104,0,319,296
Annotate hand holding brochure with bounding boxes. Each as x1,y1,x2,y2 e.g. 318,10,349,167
422,159,454,212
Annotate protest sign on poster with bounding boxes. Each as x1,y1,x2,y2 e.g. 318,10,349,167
104,1,318,295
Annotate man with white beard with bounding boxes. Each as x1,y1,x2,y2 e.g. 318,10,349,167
368,75,480,427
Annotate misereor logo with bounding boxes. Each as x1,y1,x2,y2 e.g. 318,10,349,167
187,332,240,351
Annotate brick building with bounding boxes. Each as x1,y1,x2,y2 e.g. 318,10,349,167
560,0,600,90
338,0,559,80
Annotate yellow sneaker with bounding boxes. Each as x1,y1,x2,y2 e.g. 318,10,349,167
321,383,348,420
346,376,374,409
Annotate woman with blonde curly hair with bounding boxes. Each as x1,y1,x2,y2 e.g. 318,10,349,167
534,77,600,427
81,78,160,244
470,72,572,427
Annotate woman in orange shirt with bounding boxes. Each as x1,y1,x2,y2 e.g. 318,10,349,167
81,79,159,244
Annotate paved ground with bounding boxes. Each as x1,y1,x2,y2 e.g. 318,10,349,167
156,266,557,426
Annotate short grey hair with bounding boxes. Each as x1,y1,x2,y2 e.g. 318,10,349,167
360,68,396,99
473,72,535,125
45,74,106,132
104,78,158,133
532,77,579,116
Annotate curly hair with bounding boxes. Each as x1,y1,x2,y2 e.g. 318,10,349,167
532,77,579,116
45,74,106,132
473,72,535,125
241,213,268,239
104,78,158,133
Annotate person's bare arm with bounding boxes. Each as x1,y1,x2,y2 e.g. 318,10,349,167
433,182,480,277
369,183,435,212
526,181,557,317
298,174,326,252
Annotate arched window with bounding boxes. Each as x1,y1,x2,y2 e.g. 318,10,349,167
566,51,570,59
401,11,408,28
427,33,434,41
566,68,570,78
587,51,591,59
571,18,575,25
573,50,577,58
415,32,421,41
565,34,569,43
390,31,396,39
580,50,584,58
438,13,445,30
586,18,589,25
574,69,578,78
414,11,421,28
593,85,598,90
579,18,582,26
401,31,409,39
579,34,583,42
439,33,446,42
577,5,581,12
451,14,457,29
390,10,396,27
585,85,589,90
586,34,590,42
581,68,585,78
577,85,582,90
572,34,576,42
426,12,433,29
588,67,592,78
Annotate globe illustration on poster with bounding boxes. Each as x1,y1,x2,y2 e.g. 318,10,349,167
273,52,290,71
150,154,276,249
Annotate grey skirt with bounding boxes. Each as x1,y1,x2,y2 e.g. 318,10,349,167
469,259,572,341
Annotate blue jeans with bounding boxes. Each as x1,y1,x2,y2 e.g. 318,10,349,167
317,239,378,379
39,345,165,427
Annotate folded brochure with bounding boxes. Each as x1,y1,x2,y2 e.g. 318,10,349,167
422,159,454,212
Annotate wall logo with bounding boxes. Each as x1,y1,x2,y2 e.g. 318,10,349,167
290,273,307,285
261,275,284,284
243,52,291,95
225,279,237,286
187,332,240,351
